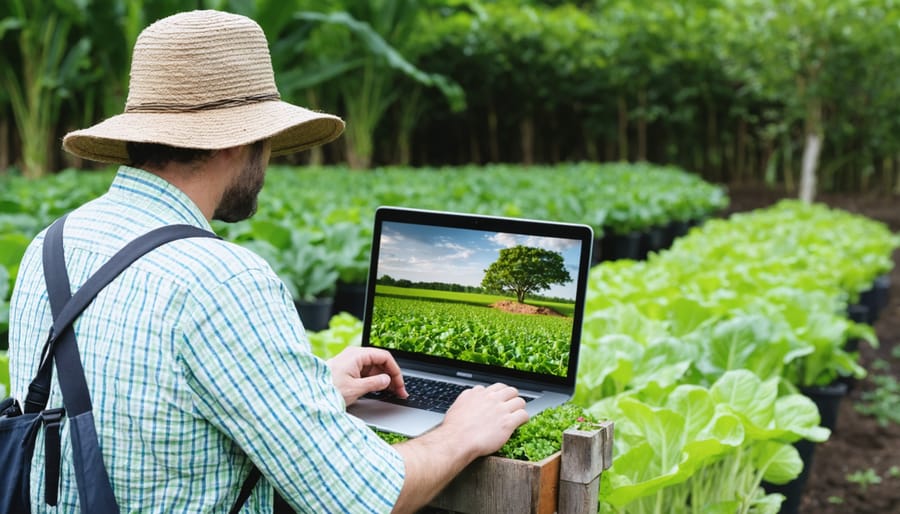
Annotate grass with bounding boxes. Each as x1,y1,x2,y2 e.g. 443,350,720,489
375,285,576,316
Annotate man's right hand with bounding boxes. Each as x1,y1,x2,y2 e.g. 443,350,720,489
390,382,529,514
441,383,529,458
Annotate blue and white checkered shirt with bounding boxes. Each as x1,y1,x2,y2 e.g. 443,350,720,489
9,166,404,513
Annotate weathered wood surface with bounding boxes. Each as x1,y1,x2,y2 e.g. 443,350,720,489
426,420,614,514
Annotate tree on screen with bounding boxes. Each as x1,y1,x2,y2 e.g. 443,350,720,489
482,245,571,303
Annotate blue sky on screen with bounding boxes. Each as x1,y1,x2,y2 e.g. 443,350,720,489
377,221,582,300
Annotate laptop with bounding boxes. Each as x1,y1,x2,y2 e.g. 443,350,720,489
347,206,593,437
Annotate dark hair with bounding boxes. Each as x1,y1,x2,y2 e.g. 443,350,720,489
126,142,214,169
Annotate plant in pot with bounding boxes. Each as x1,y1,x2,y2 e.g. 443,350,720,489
283,234,340,333
323,221,371,319
600,200,647,262
765,290,876,514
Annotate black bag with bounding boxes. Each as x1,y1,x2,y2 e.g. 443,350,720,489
0,216,264,513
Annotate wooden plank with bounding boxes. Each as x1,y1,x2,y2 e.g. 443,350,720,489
428,451,560,514
558,476,601,514
558,421,614,514
560,422,614,483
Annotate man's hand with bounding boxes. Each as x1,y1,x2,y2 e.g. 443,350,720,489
440,383,529,457
390,382,529,513
327,347,407,406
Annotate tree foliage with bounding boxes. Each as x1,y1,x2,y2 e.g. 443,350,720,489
1,0,898,192
481,245,572,303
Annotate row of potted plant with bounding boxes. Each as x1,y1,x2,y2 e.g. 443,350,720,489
575,200,898,513
0,162,726,341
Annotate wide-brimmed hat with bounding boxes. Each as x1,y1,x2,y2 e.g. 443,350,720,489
63,10,345,164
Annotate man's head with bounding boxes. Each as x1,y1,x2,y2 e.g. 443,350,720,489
62,10,343,165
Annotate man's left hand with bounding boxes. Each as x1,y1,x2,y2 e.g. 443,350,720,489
327,347,408,406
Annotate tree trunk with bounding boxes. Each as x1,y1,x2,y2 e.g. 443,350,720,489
782,132,795,192
306,90,323,166
636,89,647,162
0,118,8,172
894,154,900,194
469,125,482,164
761,140,776,185
520,115,535,165
706,104,719,181
799,133,822,203
488,104,500,163
394,87,423,167
585,135,599,162
735,119,747,182
617,95,629,161
799,101,824,203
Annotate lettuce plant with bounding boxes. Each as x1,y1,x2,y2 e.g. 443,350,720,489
307,312,363,357
575,200,897,512
594,371,829,514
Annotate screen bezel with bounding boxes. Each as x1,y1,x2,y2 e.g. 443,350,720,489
360,206,594,390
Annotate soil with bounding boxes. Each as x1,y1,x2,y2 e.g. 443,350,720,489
723,184,900,514
490,300,565,317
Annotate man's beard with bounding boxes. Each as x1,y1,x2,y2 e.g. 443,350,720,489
213,142,266,223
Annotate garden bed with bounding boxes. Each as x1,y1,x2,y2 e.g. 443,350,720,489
427,421,614,514
725,184,900,514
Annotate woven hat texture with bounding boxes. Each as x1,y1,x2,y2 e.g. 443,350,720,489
63,10,344,163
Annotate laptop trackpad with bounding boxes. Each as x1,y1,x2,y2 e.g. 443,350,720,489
348,398,445,438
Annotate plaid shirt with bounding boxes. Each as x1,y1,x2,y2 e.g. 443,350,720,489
9,167,404,513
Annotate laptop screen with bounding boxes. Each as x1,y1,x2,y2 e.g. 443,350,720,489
361,207,593,389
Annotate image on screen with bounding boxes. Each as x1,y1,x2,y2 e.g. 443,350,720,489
369,221,583,378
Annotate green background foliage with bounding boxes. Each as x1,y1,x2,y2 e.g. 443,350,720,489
1,0,898,192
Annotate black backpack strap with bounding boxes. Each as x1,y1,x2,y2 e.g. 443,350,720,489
29,216,219,512
23,216,70,413
229,466,262,514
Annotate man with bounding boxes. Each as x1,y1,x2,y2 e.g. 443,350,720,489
9,10,528,513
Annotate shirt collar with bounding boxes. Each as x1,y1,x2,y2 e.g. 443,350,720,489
107,166,213,231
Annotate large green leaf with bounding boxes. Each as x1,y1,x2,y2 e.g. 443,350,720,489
751,441,802,485
294,10,464,109
710,370,777,440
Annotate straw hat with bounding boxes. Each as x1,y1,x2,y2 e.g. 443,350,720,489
63,10,345,163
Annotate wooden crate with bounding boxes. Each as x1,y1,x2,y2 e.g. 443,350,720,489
427,420,614,514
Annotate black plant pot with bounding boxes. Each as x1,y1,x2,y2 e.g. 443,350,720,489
332,281,367,319
591,237,604,266
661,220,684,250
801,381,848,432
840,339,862,391
846,303,871,325
764,381,848,514
859,274,891,324
295,297,334,333
874,274,891,311
763,438,817,514
600,230,642,261
639,226,666,259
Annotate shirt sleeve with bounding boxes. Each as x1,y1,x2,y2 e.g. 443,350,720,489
177,264,405,513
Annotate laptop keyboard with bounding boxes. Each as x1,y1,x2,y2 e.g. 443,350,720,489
364,375,533,413
365,376,470,413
